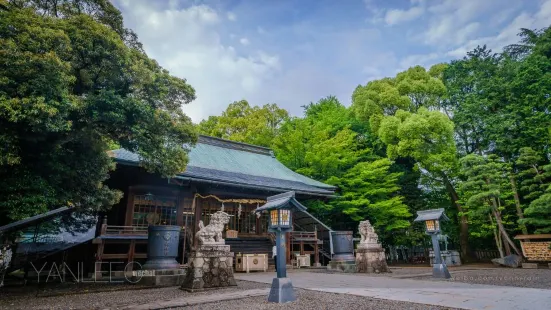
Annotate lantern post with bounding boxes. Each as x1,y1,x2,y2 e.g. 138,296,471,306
414,208,451,279
256,192,298,303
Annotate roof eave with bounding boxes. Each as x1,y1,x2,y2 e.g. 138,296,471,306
175,175,335,197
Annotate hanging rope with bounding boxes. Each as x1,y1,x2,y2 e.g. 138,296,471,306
190,193,266,213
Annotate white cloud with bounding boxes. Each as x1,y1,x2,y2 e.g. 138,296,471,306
113,1,280,122
422,0,505,46
257,26,266,34
446,0,551,57
384,6,424,25
399,53,440,70
239,37,250,46
227,12,236,21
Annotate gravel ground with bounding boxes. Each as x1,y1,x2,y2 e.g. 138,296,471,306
176,288,460,310
418,268,551,289
0,280,269,310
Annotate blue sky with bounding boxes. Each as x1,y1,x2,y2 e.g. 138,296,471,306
113,0,550,122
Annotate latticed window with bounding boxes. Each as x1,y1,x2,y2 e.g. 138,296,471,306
132,194,178,226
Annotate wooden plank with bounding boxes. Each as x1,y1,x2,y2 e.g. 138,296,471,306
101,254,131,259
520,241,551,261
515,234,551,240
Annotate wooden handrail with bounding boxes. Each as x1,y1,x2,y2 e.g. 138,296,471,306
101,225,194,236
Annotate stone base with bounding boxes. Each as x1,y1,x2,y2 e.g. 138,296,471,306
142,258,180,270
355,247,390,273
134,269,187,286
327,261,357,273
268,277,296,303
522,263,538,269
180,245,237,292
432,263,451,279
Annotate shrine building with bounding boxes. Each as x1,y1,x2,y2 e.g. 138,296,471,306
98,135,337,270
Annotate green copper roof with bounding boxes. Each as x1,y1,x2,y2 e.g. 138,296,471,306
112,135,336,196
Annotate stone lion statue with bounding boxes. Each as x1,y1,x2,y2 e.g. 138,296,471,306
196,211,232,245
359,220,378,245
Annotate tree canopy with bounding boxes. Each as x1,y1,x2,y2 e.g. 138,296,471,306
0,0,196,225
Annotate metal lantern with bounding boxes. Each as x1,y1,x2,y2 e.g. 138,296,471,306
425,219,440,233
269,208,292,230
256,191,300,303
414,208,451,279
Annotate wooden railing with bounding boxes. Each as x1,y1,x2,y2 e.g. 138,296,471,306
290,231,318,242
473,250,500,262
104,225,148,235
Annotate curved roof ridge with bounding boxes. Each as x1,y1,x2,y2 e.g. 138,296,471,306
198,135,273,156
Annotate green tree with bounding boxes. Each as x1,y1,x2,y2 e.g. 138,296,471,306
197,100,289,147
458,154,521,257
517,147,551,233
0,1,196,225
327,158,411,243
522,178,551,233
353,66,471,259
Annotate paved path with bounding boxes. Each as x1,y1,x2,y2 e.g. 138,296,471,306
236,271,551,310
118,288,269,310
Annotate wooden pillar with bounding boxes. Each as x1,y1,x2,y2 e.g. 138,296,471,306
127,240,136,271
300,241,304,255
125,187,135,226
193,194,201,248
95,241,104,279
286,232,291,264
314,242,319,265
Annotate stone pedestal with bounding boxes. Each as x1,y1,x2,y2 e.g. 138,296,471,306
327,261,357,273
180,245,237,292
355,244,389,273
268,277,296,303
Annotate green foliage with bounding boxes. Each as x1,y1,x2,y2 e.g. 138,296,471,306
327,158,411,241
458,154,521,255
0,1,196,224
351,65,447,132
273,96,372,181
516,147,551,201
197,100,289,147
378,108,457,175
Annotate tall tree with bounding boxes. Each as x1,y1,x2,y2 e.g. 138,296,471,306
458,154,521,257
352,66,471,260
0,1,196,225
326,158,411,244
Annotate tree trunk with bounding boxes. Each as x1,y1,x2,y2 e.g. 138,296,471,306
509,174,528,235
493,210,521,256
442,175,471,261
490,214,504,258
489,197,512,256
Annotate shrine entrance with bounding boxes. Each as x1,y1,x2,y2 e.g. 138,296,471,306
197,196,269,237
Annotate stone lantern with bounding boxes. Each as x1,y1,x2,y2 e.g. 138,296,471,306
414,208,451,279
